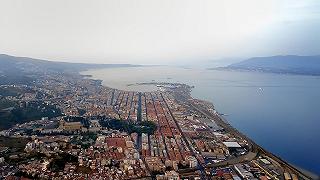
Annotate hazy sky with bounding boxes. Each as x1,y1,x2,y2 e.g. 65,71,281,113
0,0,319,64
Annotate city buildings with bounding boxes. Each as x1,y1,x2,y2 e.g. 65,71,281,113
0,73,309,179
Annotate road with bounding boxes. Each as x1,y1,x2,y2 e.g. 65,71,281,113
186,97,312,180
160,93,207,179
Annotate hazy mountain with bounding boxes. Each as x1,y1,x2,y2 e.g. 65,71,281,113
215,55,320,75
0,54,139,85
0,54,139,74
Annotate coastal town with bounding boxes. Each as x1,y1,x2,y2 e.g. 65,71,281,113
0,72,311,179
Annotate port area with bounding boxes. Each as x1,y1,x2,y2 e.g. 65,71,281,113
0,79,315,179
164,83,314,180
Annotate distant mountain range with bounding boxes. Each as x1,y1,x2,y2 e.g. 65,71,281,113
214,55,320,76
0,54,139,74
0,54,139,85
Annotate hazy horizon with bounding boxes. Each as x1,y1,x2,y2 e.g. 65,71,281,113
1,1,320,177
1,0,320,65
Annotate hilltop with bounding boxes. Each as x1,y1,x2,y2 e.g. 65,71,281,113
0,54,139,85
214,55,320,76
0,54,139,74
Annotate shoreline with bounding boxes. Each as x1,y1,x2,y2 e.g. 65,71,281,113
81,72,318,179
189,100,316,179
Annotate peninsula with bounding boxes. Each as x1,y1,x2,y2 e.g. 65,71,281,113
213,55,320,76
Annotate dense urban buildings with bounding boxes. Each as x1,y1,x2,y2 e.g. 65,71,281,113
0,71,311,179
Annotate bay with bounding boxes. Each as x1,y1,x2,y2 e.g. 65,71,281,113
81,66,320,174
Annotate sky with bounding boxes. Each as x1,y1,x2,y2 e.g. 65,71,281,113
0,0,319,65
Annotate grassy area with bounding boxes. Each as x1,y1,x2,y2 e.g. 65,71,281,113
0,86,33,97
100,119,157,135
70,132,98,149
0,101,62,130
48,153,78,172
0,136,29,149
0,136,30,163
0,98,17,109
76,166,92,174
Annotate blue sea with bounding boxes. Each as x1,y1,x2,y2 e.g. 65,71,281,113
82,66,320,175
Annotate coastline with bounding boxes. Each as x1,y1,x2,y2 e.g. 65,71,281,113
82,71,317,179
211,67,320,77
192,101,316,179
92,76,319,179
